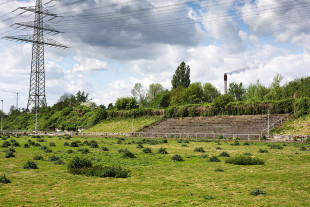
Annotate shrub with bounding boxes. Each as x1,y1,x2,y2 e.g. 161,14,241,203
8,148,16,152
208,156,220,162
118,148,128,153
45,148,53,153
142,147,152,153
157,147,168,154
33,155,44,160
136,144,144,148
0,175,11,184
24,143,30,148
258,149,269,153
90,140,99,148
214,168,224,172
122,150,136,158
37,138,46,142
300,146,307,151
40,146,48,150
49,142,56,147
216,147,222,150
200,154,209,158
54,160,65,165
1,141,11,148
226,155,265,165
70,141,79,147
48,155,60,161
66,149,74,154
64,142,69,146
250,188,266,196
83,141,90,146
4,151,15,158
78,148,90,154
23,161,38,169
219,151,230,157
11,141,20,147
68,157,92,170
162,139,168,143
243,142,250,145
268,144,283,149
69,165,130,178
203,195,215,200
171,154,184,162
194,147,205,152
181,144,188,147
101,147,109,151
231,141,240,146
244,153,252,156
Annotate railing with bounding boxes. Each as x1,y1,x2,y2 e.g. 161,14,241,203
261,112,293,135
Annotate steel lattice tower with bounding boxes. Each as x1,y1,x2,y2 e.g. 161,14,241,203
4,0,67,110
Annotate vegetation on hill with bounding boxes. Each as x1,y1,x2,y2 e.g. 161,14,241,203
271,114,310,135
1,62,310,131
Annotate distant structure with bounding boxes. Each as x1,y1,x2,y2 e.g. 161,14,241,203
4,0,68,110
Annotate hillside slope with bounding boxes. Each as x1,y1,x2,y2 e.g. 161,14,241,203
271,115,310,135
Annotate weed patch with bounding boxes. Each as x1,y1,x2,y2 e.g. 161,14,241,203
226,155,265,165
0,175,11,184
171,154,184,162
23,161,38,169
194,147,205,152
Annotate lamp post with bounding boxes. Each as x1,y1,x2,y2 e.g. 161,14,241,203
1,100,3,134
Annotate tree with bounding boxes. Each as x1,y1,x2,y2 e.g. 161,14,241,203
170,86,185,106
147,83,164,105
213,94,234,112
245,80,270,101
115,97,138,110
131,83,147,107
171,61,190,89
151,90,171,108
228,82,246,101
203,83,220,103
181,82,204,104
265,74,283,100
76,91,90,104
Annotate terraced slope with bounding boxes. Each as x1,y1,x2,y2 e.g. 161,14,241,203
142,114,289,135
272,114,310,135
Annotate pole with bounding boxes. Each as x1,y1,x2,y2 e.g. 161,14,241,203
132,115,134,133
1,100,3,134
267,110,270,136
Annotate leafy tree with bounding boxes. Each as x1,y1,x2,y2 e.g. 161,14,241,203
147,83,164,105
76,91,90,104
107,103,115,110
171,61,190,89
170,86,185,106
151,90,171,108
115,97,138,110
265,74,283,100
131,83,147,107
245,80,270,101
213,94,234,112
228,82,246,101
282,76,310,99
203,83,220,103
181,82,203,104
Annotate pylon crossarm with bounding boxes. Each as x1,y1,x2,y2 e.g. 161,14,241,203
13,22,62,34
13,6,58,17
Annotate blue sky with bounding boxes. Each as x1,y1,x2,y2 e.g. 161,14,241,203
0,0,309,112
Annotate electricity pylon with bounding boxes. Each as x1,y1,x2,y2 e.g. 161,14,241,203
4,0,67,111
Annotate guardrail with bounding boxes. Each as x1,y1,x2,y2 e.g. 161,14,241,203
261,112,293,134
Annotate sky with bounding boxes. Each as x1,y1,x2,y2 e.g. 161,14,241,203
0,0,309,112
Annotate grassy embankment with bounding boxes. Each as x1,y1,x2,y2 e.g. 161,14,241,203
84,116,163,133
0,136,310,206
272,114,310,135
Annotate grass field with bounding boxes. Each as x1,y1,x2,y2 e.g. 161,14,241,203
84,116,163,133
0,135,310,206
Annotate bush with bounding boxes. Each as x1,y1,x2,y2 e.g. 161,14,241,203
0,175,11,184
300,146,307,151
90,140,99,148
226,155,265,165
181,144,188,147
136,143,144,148
78,148,90,154
8,148,16,152
244,152,252,156
208,156,220,162
243,142,250,145
68,157,92,170
45,148,53,153
49,142,56,147
4,151,15,158
231,141,240,146
258,149,269,153
24,143,30,148
48,155,60,161
54,160,65,165
214,168,224,172
66,149,74,154
1,141,11,148
219,151,230,157
69,165,130,178
250,188,266,196
171,154,184,162
162,139,168,143
268,144,283,149
70,141,79,147
203,195,215,200
101,147,109,151
194,147,205,152
23,161,38,169
122,150,136,158
118,148,128,153
33,155,44,160
157,147,168,154
200,154,209,158
142,147,152,153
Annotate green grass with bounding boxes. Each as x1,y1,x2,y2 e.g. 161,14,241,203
84,116,163,133
0,136,310,206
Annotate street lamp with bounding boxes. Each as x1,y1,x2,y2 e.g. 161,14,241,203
1,100,3,134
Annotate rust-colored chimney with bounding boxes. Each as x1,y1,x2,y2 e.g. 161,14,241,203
224,73,227,94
